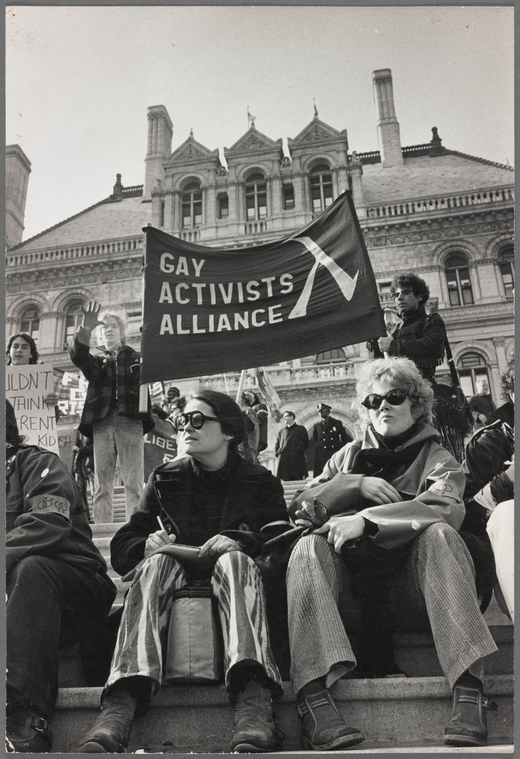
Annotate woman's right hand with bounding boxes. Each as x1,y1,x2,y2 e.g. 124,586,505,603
360,476,401,504
81,301,104,331
144,529,176,558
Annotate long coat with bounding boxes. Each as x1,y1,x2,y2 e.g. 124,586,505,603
275,424,309,481
312,416,351,475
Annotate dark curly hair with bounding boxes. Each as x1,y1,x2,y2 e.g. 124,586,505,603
6,333,39,365
390,273,430,306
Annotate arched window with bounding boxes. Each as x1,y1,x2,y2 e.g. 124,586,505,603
457,352,490,397
310,164,333,214
182,182,202,228
245,174,267,220
316,348,346,364
498,247,514,299
64,301,84,348
20,307,40,343
445,253,474,306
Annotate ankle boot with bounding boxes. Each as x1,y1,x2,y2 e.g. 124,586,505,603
443,685,497,747
297,689,364,751
6,711,53,753
230,681,282,753
77,684,138,753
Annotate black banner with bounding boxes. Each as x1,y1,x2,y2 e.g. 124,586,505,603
140,191,385,382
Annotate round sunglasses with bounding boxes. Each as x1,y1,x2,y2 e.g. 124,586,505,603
362,388,409,410
174,411,220,430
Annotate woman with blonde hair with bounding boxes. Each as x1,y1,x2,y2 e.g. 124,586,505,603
287,357,498,750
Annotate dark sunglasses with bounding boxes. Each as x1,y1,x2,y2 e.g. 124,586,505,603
362,389,409,410
174,411,220,430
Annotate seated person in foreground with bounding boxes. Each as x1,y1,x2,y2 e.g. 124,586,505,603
77,390,287,754
286,358,498,751
5,400,116,753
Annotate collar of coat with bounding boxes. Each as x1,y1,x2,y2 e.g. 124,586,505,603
363,421,441,450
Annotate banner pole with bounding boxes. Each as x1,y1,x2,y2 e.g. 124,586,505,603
139,227,149,414
236,369,247,402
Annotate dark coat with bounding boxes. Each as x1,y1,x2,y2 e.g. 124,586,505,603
312,416,352,476
388,307,446,381
275,424,309,481
110,453,288,576
6,444,115,595
69,327,154,439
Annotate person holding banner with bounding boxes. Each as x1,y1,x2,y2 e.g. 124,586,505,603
286,358,498,750
77,390,287,754
69,302,154,523
6,400,116,753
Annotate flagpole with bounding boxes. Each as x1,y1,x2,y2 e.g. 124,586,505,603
236,369,247,402
139,226,149,414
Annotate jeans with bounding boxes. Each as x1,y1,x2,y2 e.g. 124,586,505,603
93,411,144,523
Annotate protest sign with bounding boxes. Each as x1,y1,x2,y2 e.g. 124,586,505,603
140,191,386,383
6,365,59,454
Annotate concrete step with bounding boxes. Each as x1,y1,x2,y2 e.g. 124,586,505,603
52,675,513,753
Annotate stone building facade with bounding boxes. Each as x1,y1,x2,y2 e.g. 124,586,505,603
6,69,514,472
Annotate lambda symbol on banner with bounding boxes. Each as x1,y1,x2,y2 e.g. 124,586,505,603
288,236,359,319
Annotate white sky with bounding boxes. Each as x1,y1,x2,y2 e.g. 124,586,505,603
6,5,515,242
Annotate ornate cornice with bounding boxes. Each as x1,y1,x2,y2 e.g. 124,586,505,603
364,215,513,249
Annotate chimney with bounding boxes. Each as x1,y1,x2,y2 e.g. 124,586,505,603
6,145,31,248
372,69,403,168
144,105,173,198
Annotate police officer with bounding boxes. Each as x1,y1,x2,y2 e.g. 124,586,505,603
312,403,352,476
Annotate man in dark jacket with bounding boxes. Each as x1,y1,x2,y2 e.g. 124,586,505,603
275,411,309,481
469,378,496,428
377,273,446,381
69,301,154,523
6,401,116,753
77,390,288,754
312,403,351,476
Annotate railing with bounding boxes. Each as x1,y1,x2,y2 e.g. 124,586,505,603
244,221,267,235
199,362,353,394
178,229,200,242
6,237,144,267
366,186,514,220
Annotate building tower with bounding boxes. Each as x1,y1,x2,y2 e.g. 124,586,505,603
144,105,174,198
6,144,31,248
372,68,403,168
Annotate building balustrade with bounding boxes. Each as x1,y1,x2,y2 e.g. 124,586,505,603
244,220,268,235
366,186,514,220
6,237,144,267
199,361,353,394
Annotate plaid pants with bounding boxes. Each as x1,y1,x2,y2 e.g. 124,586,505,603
106,551,282,710
287,522,498,696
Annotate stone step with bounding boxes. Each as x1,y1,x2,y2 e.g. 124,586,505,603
52,675,513,753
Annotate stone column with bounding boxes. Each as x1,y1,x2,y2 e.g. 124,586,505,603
372,69,403,168
270,174,283,216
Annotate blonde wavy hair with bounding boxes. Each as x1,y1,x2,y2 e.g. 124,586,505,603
355,357,434,426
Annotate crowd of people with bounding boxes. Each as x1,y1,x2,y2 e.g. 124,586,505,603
5,278,514,752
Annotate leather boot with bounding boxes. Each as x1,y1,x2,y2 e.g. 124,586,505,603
297,689,364,751
77,684,138,753
444,685,497,747
230,681,282,753
6,711,53,753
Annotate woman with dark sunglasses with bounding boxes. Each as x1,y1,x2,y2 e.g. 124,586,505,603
286,357,498,750
77,389,288,754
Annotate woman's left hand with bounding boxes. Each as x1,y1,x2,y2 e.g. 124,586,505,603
199,534,240,558
314,514,365,553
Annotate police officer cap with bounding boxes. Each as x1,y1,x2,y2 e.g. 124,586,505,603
317,403,332,411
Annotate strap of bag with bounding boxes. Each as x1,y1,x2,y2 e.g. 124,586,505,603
427,314,460,388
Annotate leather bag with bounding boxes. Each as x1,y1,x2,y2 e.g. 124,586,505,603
164,586,224,684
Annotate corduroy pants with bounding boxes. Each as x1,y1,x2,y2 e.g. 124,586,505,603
287,522,498,696
105,551,282,714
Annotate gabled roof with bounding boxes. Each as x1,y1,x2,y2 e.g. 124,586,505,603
227,126,279,155
168,132,217,164
291,117,347,146
9,191,149,253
